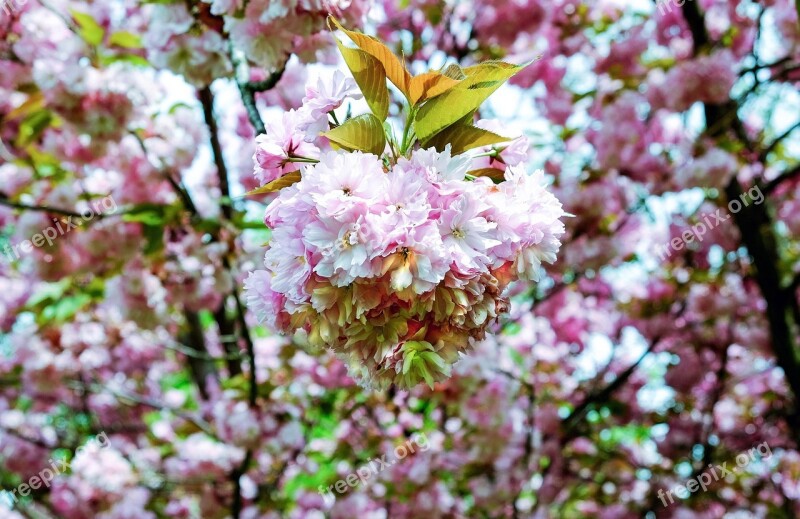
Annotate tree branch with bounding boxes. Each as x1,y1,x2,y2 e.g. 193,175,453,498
70,380,218,437
681,0,800,433
236,64,287,136
0,196,95,219
130,130,199,215
232,286,257,406
198,84,263,519
180,309,220,400
561,337,659,437
199,86,233,221
764,162,800,195
760,120,800,162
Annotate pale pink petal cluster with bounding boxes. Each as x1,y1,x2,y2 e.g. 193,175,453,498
253,109,321,185
302,70,363,120
246,145,565,388
659,49,738,111
677,148,739,190
252,74,365,186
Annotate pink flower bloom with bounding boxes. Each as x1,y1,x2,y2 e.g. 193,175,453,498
399,145,472,183
305,151,386,216
244,270,286,329
253,109,320,185
497,167,566,281
438,195,500,274
473,119,531,171
660,49,738,111
264,225,314,306
302,69,363,120
375,167,434,234
677,148,739,190
245,98,565,387
382,221,449,294
303,212,383,285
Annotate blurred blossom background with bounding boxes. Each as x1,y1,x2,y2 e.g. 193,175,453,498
1,0,800,518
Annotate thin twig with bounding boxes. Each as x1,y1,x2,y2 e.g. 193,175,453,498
764,163,800,195
70,380,217,437
234,59,288,136
760,120,800,161
0,196,127,220
129,130,199,215
199,87,234,220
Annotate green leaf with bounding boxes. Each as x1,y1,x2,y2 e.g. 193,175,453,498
469,167,506,182
336,41,389,121
71,10,105,46
5,92,45,121
16,109,54,147
419,351,446,370
122,211,164,226
99,53,150,68
403,350,416,375
167,102,192,114
442,63,467,80
108,31,143,49
330,16,411,98
508,348,525,367
122,204,171,225
417,363,435,389
26,279,71,307
422,123,511,155
408,71,461,105
245,171,302,196
42,294,92,323
322,113,386,155
414,60,529,142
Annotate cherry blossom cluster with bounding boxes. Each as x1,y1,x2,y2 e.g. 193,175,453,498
245,76,565,387
3,0,800,516
144,0,370,86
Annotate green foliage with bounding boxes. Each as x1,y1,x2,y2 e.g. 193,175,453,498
122,203,182,256
245,171,302,196
414,61,529,142
400,341,449,389
469,167,506,182
336,40,390,120
330,17,411,99
99,53,150,67
408,71,461,105
24,278,105,326
71,10,105,46
330,18,529,164
25,149,71,181
108,31,143,49
160,372,199,409
331,17,462,106
16,109,54,147
423,123,511,155
28,289,93,324
322,113,387,155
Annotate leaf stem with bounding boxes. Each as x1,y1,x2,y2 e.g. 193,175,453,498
286,156,320,164
400,106,417,156
471,149,500,159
